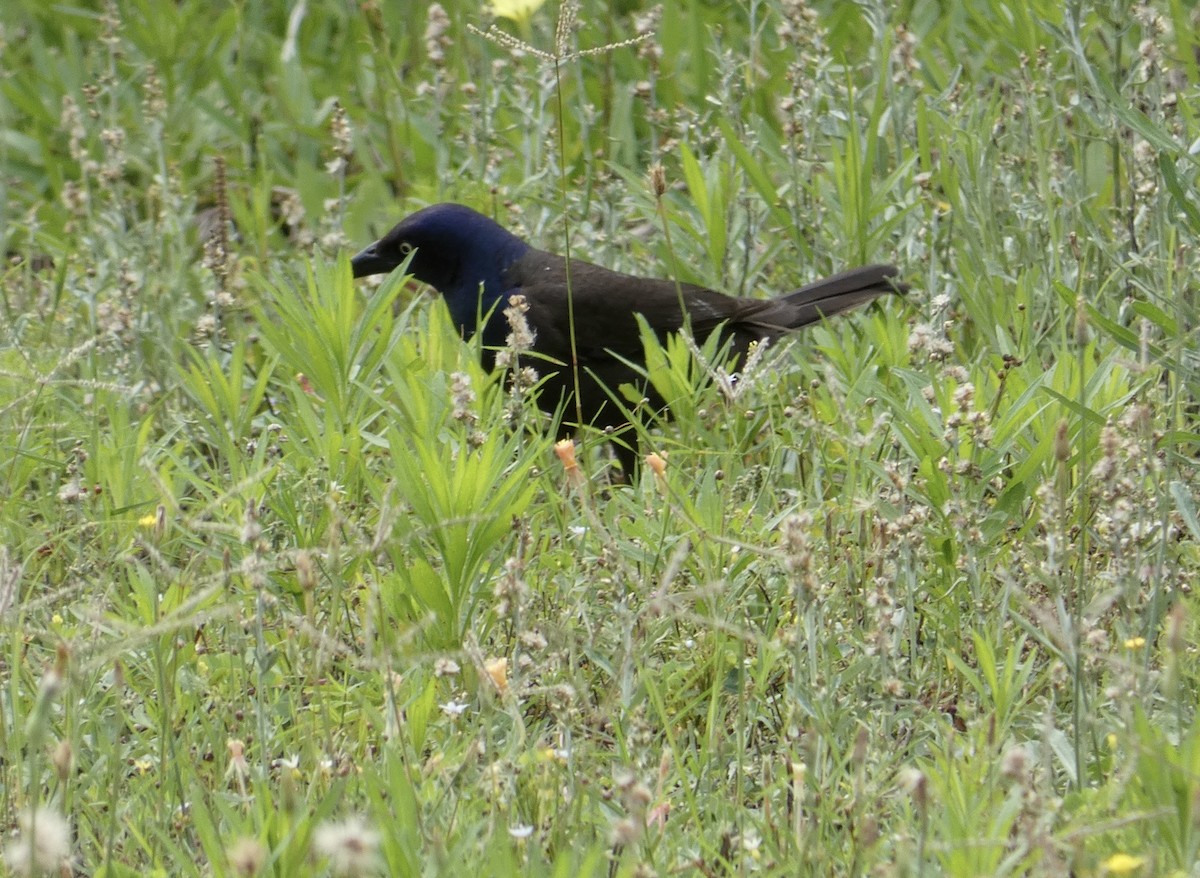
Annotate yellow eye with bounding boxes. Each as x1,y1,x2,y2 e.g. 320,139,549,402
399,242,414,256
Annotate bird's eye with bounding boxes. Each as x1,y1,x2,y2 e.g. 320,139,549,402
399,242,414,256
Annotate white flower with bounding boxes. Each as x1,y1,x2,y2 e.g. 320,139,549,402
4,807,72,876
313,816,381,877
439,699,469,717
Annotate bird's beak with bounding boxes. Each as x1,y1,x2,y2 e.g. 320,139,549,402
349,241,397,278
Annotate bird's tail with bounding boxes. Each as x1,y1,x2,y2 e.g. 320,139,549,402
780,264,907,328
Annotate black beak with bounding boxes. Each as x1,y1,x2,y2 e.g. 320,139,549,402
350,241,399,278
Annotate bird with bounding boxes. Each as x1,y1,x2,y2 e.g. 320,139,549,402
350,202,906,478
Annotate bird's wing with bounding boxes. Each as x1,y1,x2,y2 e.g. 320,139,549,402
508,251,745,366
505,251,904,366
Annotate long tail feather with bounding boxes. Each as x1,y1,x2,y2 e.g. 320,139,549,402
780,264,907,328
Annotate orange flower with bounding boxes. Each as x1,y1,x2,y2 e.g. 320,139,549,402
555,439,584,487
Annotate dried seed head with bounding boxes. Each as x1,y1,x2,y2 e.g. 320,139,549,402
424,3,453,66
52,740,73,782
851,727,869,766
1000,745,1030,784
648,163,667,198
435,658,461,678
1074,295,1090,347
227,837,268,877
1053,419,1071,464
634,4,662,62
313,816,382,877
504,294,535,351
609,816,640,847
450,372,478,424
296,550,316,593
329,100,352,163
554,0,577,57
1167,602,1186,655
898,767,929,813
241,499,262,545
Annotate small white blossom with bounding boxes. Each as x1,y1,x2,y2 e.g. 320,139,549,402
313,816,381,877
4,807,72,876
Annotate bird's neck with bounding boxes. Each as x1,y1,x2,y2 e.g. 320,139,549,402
444,238,529,345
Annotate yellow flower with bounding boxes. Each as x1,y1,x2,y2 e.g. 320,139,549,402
490,0,546,25
484,657,509,695
1123,637,1146,650
1102,853,1145,875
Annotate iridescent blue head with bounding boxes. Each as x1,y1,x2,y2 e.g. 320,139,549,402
351,203,529,338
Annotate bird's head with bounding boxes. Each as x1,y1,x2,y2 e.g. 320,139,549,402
350,203,527,303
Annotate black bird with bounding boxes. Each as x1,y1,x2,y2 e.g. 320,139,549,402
351,203,906,476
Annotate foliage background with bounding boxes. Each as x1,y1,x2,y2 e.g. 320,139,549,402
1,0,1198,875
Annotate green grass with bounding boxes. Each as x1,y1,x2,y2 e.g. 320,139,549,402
2,0,1199,875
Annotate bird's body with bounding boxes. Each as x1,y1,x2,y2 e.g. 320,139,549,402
351,203,905,475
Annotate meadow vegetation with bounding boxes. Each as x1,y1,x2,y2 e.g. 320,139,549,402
1,0,1198,874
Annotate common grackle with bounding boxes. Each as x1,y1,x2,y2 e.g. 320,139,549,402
351,202,906,477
